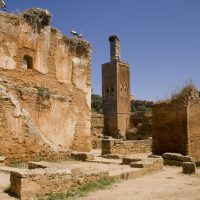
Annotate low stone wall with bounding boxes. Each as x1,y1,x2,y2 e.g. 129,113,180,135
102,138,152,155
10,167,108,199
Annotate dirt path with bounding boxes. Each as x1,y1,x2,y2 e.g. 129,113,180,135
82,166,200,200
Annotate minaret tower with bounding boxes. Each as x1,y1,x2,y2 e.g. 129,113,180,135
102,35,130,139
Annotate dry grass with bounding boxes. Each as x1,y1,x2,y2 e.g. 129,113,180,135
21,8,52,32
63,36,91,57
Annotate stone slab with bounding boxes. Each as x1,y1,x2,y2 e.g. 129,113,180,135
122,157,141,165
182,162,196,174
28,161,48,169
71,151,94,161
103,154,122,159
163,153,192,162
130,158,163,172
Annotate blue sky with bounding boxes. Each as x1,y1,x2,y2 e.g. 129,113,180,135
4,0,200,100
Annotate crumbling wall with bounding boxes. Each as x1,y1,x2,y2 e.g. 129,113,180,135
10,168,108,200
152,100,188,155
91,112,104,148
0,9,92,162
188,104,200,162
152,84,200,162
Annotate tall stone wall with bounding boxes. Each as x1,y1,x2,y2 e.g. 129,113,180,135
152,84,200,162
152,100,188,155
0,9,92,163
188,104,200,162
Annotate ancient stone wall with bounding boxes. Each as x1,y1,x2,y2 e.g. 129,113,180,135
188,104,200,162
152,100,188,155
10,167,108,199
0,9,92,163
91,112,104,148
152,84,200,162
102,138,152,155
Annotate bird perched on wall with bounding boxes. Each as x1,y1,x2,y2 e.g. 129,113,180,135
70,28,83,38
0,0,6,11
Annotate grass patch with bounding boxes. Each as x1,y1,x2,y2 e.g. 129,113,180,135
40,177,119,200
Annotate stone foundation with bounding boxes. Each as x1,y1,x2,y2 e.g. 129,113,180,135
9,167,108,200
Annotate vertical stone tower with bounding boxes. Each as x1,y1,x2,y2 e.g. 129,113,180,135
102,35,130,139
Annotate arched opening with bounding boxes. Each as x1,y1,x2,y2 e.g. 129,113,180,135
22,55,33,69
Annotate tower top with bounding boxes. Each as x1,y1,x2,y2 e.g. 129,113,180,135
109,35,120,42
109,35,120,61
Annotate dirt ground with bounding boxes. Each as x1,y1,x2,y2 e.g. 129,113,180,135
0,165,200,200
82,166,200,200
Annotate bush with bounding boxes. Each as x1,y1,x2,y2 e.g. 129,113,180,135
91,94,102,113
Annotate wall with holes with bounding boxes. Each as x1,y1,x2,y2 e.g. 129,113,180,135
0,10,92,163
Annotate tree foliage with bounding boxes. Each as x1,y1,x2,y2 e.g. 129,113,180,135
91,94,102,113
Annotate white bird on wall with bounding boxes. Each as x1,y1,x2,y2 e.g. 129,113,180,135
70,28,83,38
0,0,6,11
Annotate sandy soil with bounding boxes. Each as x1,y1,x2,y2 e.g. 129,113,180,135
82,166,200,200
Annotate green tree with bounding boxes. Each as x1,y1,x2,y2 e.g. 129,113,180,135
91,94,102,113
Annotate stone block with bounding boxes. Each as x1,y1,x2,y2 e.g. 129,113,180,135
163,153,192,161
148,154,162,159
71,151,94,161
122,157,141,165
28,161,48,169
164,159,182,166
130,158,163,172
103,154,122,159
182,162,196,174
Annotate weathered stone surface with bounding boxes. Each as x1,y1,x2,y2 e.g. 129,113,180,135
152,84,200,162
91,112,104,149
182,162,196,174
102,138,152,156
130,158,163,172
9,165,108,200
148,154,162,159
28,161,48,169
163,153,192,162
103,154,122,159
164,159,182,166
122,157,141,165
130,158,161,168
71,151,94,161
0,9,92,163
102,36,130,139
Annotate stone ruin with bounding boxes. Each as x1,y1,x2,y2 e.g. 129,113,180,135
152,84,200,163
0,7,199,200
0,8,92,163
101,35,152,156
